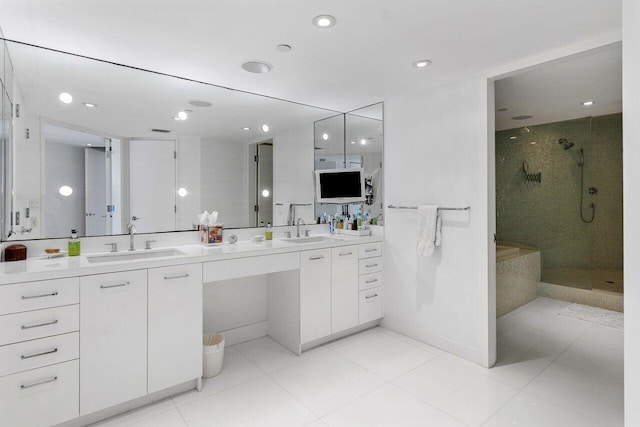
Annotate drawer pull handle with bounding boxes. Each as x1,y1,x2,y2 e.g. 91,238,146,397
20,376,58,389
164,273,189,280
21,348,58,360
21,319,58,330
365,278,379,284
21,292,59,300
365,248,377,252
365,294,378,299
100,281,130,289
339,252,353,256
365,263,379,268
309,256,324,260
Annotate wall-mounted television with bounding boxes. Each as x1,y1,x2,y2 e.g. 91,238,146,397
315,168,365,204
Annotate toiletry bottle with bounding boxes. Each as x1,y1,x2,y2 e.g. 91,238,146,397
68,229,80,256
265,223,273,241
330,217,336,234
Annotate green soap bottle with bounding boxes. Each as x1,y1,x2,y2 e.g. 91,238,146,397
68,229,80,256
265,223,273,241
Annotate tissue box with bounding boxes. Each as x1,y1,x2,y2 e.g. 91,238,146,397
200,224,224,245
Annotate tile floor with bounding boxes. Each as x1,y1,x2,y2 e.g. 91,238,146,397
92,297,624,427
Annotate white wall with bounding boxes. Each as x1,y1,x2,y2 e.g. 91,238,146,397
45,142,85,237
623,0,640,423
200,137,248,228
272,125,315,226
382,77,488,363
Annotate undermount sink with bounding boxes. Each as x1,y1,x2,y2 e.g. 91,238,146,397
86,248,186,263
281,236,339,244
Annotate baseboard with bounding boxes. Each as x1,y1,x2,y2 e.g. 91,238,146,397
215,321,269,346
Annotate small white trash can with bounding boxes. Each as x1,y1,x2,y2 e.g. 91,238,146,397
202,333,225,378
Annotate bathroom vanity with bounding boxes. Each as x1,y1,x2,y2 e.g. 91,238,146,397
0,233,383,427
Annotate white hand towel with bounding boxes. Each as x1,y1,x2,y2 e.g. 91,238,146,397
417,205,440,257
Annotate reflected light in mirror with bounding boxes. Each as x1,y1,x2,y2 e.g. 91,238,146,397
83,102,97,108
178,188,188,197
177,111,188,120
262,189,270,197
360,139,367,145
261,124,270,132
59,186,73,196
322,133,329,140
59,92,73,104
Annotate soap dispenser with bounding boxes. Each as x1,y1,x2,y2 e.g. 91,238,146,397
68,229,80,256
265,223,273,241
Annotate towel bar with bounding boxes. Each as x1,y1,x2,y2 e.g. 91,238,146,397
387,205,470,211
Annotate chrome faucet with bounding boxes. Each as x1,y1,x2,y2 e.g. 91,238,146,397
127,222,136,251
296,217,305,238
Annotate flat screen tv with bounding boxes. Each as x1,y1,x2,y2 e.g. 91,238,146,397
315,168,365,204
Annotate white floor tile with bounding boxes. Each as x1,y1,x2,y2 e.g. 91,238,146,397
178,376,316,427
580,323,624,352
235,336,329,373
523,362,624,426
490,345,552,389
91,399,177,427
129,410,187,427
322,383,465,427
305,420,328,427
269,351,386,417
172,347,265,407
482,391,603,427
555,337,624,383
393,356,519,426
332,331,439,380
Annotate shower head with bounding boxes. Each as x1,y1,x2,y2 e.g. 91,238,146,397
558,138,574,150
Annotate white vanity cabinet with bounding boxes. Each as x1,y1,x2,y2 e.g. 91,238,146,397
148,263,202,393
358,242,383,324
80,270,148,415
300,248,332,343
0,277,80,427
331,245,359,333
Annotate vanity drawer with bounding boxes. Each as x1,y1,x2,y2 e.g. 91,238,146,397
0,305,79,346
359,242,382,259
359,286,383,324
359,272,382,290
0,277,79,315
359,257,383,275
0,332,79,377
0,359,79,427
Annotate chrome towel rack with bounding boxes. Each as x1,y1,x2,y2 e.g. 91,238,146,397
387,205,471,211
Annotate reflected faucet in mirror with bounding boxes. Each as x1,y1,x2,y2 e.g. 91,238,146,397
296,217,306,238
127,220,137,251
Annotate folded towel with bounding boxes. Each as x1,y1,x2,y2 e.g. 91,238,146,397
417,205,441,257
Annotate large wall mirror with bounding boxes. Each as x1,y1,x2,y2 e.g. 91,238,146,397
1,39,352,240
313,103,384,221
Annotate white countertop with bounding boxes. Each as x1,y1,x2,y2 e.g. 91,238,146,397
0,234,383,285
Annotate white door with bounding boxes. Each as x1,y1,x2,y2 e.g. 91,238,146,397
129,140,176,233
85,147,107,236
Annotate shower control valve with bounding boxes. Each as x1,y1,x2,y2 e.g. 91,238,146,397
588,187,598,195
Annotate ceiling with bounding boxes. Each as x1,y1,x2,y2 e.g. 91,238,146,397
0,0,622,112
495,44,622,131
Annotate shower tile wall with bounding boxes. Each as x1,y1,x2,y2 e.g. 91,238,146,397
496,114,622,277
591,114,623,270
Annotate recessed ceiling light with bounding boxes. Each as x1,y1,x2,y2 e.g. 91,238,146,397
262,189,270,198
412,60,432,68
241,61,273,74
581,101,595,106
178,188,188,197
242,127,251,131
189,100,212,107
322,133,329,141
360,139,367,145
313,15,337,28
59,185,73,196
261,124,270,133
350,141,356,144
86,143,93,146
59,92,73,104
509,136,517,140
177,111,188,120
82,102,97,108
512,115,533,120
277,44,292,52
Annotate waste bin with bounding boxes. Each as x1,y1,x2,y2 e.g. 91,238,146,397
203,333,225,378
